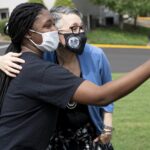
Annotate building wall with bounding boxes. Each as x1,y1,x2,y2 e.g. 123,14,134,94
0,0,27,16
73,0,119,27
0,0,119,27
0,0,56,19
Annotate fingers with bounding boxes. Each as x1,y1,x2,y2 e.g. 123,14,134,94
3,66,20,77
93,133,112,145
11,52,22,57
3,69,17,78
99,133,112,144
7,66,20,74
7,52,25,64
10,62,22,70
0,52,24,78
11,57,25,64
93,137,99,143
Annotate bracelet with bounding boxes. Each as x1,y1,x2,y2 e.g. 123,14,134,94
103,125,114,132
102,130,112,135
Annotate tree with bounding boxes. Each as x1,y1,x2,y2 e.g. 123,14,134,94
28,0,44,4
54,0,75,7
127,0,150,27
90,0,150,29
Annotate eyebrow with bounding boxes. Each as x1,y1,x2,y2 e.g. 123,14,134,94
44,19,54,25
70,23,83,26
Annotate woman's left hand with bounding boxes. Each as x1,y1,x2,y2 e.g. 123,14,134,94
93,132,112,144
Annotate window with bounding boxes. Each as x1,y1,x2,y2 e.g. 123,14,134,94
0,8,9,20
1,12,7,19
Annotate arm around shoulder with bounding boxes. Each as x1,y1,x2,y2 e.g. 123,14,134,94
0,52,25,77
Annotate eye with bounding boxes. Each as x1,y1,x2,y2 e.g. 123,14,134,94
43,23,51,28
43,21,55,29
71,26,78,31
80,26,84,30
70,26,80,34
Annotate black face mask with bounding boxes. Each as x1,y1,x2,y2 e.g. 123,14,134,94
61,32,87,55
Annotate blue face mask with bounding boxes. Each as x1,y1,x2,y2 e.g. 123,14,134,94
60,32,87,55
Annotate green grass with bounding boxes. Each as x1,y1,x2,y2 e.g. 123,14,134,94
87,25,150,45
112,73,150,150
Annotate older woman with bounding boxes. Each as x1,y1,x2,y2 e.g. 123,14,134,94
45,6,114,150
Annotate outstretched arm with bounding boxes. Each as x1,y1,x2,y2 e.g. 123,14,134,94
0,52,25,77
73,60,150,105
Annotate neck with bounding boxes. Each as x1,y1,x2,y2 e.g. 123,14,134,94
21,40,43,57
56,48,77,65
56,48,81,77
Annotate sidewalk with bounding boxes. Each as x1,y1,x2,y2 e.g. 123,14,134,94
137,17,150,28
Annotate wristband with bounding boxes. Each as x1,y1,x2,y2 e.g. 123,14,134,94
104,125,114,132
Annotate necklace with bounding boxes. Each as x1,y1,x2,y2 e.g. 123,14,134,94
67,101,77,109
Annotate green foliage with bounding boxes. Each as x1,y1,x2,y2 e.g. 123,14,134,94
28,0,43,4
90,0,150,28
90,0,150,17
0,19,7,34
54,0,75,7
127,0,150,17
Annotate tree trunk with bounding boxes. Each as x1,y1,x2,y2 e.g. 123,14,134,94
133,15,137,27
119,14,124,30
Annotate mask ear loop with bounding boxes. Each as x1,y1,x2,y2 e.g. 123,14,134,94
29,29,42,35
57,31,64,35
55,31,65,51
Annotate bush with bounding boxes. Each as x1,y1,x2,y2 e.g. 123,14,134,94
28,0,43,4
54,0,75,7
0,19,7,34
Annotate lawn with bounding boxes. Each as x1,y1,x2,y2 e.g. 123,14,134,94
87,25,150,45
111,73,150,150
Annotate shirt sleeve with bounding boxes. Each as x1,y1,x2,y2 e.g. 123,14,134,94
39,64,84,108
100,50,114,113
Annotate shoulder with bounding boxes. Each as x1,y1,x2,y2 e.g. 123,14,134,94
82,44,106,61
81,44,110,67
20,52,56,77
84,44,105,56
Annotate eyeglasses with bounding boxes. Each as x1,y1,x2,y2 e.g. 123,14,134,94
70,25,86,34
58,25,87,34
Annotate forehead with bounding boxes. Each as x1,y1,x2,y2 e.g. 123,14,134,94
32,9,53,28
60,14,82,28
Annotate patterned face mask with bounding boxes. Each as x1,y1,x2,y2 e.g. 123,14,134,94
59,32,87,55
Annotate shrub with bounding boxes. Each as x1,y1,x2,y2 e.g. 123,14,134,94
28,0,43,4
54,0,75,7
0,19,7,34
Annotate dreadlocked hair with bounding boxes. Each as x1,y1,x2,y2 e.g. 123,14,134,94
6,2,46,52
0,3,47,113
